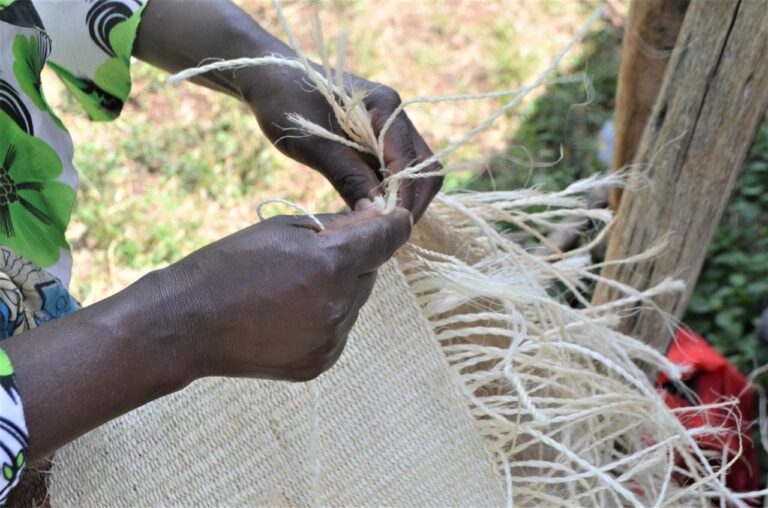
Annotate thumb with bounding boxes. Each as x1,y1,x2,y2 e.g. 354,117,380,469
327,207,412,274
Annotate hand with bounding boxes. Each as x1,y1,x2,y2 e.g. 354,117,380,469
4,206,410,461
134,0,442,220
149,206,412,382
247,70,443,222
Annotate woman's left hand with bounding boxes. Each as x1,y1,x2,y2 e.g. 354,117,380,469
247,69,442,221
135,0,442,221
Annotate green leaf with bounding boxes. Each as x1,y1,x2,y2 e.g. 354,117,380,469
728,273,747,287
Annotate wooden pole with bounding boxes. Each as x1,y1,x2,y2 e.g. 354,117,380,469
592,0,768,353
609,0,689,210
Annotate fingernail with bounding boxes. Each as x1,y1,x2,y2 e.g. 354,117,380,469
355,198,374,210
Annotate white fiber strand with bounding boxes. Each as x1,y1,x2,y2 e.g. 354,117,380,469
167,2,764,505
256,198,325,231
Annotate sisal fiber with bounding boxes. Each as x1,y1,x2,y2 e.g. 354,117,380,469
49,2,768,506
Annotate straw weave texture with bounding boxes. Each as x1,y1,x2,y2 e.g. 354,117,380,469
49,260,506,507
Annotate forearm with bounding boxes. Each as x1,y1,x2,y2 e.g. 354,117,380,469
133,0,294,100
132,0,442,218
2,274,191,462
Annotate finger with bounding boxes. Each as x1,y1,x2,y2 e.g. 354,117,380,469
319,145,383,210
376,113,442,222
312,205,380,231
378,115,418,201
275,127,383,210
328,207,412,274
407,126,444,222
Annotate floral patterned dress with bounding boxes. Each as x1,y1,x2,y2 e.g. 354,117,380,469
0,0,146,500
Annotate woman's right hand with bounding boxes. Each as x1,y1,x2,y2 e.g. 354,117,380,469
5,206,410,462
146,206,412,382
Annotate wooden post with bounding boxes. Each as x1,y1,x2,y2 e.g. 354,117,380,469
592,0,768,353
609,0,689,210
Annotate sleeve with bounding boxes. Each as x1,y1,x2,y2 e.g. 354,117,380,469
33,0,148,121
0,348,28,504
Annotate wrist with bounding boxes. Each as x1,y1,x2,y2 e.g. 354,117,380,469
2,271,197,460
115,269,200,392
217,17,300,104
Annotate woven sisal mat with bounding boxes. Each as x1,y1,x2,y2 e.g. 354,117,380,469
49,259,505,506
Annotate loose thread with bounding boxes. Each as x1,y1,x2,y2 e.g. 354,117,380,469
255,197,323,507
167,56,306,85
163,2,764,505
256,198,325,231
307,382,322,508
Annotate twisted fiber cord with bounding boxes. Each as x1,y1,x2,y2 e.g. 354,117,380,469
169,6,601,215
257,199,325,231
403,191,761,506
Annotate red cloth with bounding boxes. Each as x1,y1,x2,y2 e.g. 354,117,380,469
658,328,759,494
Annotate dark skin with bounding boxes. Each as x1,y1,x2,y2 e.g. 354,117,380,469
133,0,442,217
3,0,439,463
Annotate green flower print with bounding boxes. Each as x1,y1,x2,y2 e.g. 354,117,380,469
12,33,64,129
94,2,146,96
0,113,75,268
2,451,24,482
0,350,13,377
0,348,19,402
12,34,46,111
48,3,145,122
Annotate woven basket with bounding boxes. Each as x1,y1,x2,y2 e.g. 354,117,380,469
49,216,506,506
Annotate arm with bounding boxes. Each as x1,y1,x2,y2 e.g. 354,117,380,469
3,207,411,462
133,0,442,220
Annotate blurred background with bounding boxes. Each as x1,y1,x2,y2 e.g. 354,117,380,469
42,0,767,379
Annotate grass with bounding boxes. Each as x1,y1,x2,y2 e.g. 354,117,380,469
42,0,597,303
469,24,621,192
47,0,767,373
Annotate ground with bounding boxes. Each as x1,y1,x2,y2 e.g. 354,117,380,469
41,0,603,304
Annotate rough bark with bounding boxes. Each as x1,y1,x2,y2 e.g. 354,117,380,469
592,0,768,352
610,0,689,209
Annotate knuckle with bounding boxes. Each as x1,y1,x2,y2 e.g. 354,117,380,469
369,86,402,111
380,87,402,108
324,298,351,328
313,247,342,279
289,332,347,382
426,173,444,195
